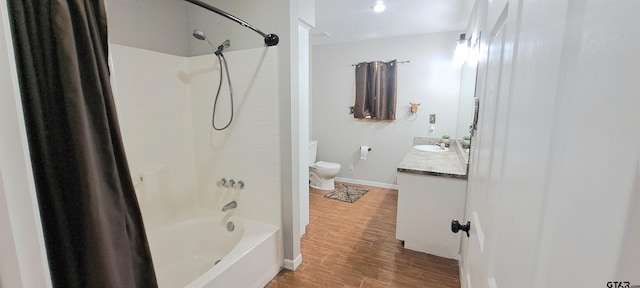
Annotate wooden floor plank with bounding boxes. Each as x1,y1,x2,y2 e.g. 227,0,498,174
267,182,461,288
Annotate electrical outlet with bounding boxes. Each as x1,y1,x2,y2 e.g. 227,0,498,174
349,164,354,171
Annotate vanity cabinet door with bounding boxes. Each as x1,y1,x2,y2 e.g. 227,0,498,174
396,172,466,260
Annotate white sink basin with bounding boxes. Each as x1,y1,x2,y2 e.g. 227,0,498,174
413,144,449,152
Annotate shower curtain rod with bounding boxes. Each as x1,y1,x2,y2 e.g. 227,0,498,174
183,0,279,46
351,60,410,66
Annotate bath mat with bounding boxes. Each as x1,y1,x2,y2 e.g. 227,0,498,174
324,184,369,203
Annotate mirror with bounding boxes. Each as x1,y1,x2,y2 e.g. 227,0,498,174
455,33,481,157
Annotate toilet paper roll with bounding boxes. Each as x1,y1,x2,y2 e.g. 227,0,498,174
360,146,370,160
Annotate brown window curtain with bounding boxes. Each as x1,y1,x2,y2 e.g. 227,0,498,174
354,60,398,120
8,1,158,287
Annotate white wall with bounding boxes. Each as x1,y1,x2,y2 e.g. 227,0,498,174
106,0,292,58
298,0,315,27
186,0,289,56
106,0,189,56
297,23,310,236
280,0,301,268
312,33,462,185
188,47,283,227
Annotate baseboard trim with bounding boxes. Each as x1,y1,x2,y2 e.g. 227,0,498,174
459,258,466,288
335,177,398,190
283,253,302,271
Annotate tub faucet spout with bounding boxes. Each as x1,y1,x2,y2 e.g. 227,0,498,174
222,200,237,212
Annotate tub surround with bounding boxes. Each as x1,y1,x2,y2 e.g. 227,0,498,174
397,137,468,179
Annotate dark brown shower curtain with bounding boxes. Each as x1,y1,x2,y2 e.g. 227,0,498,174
354,60,397,120
8,0,157,287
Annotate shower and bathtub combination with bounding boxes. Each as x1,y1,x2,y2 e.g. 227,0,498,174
110,1,284,287
133,171,281,288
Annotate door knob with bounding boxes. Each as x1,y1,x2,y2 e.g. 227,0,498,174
451,219,471,237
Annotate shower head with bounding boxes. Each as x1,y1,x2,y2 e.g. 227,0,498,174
192,29,215,50
193,29,207,41
193,29,231,55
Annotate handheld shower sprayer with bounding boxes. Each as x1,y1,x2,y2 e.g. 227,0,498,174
192,29,235,130
192,30,214,50
192,30,231,56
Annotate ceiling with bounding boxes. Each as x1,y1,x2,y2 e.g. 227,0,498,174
311,0,475,46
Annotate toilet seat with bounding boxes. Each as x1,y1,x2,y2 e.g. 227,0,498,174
314,161,340,169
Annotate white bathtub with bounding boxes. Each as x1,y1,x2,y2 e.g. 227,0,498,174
146,211,282,288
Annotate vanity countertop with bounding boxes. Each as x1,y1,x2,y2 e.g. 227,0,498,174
397,137,468,179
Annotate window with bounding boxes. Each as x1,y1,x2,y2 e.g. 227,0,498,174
353,60,397,120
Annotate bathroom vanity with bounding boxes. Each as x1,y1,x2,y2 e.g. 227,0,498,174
396,137,468,260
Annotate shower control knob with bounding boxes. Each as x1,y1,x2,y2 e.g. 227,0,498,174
216,178,227,187
224,179,235,188
451,219,471,237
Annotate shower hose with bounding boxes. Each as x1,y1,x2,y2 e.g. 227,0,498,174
212,53,234,130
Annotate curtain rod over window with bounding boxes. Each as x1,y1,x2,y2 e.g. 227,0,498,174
183,0,279,46
351,60,410,66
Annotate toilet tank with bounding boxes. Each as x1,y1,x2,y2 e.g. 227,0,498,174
308,140,318,164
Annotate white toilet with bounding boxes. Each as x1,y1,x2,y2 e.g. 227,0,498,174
308,140,341,190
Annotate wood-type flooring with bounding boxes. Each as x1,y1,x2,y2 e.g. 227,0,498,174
266,182,461,288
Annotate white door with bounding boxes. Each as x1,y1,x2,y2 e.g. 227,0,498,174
461,0,640,287
461,0,517,287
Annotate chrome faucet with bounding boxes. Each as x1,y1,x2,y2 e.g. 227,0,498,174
222,200,237,212
437,143,446,150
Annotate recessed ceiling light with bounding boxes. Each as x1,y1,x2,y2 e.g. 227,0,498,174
372,3,386,13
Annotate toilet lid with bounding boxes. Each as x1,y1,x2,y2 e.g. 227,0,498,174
315,161,340,169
